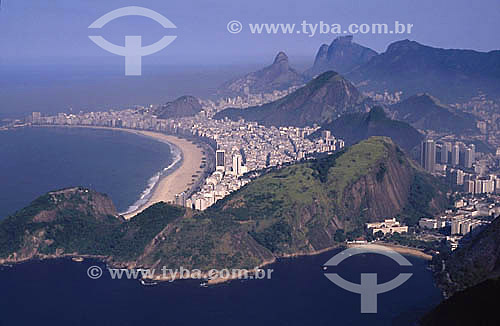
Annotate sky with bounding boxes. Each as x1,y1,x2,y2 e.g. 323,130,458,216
0,0,499,66
0,0,499,118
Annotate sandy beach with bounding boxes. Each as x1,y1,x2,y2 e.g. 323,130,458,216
34,125,205,219
348,242,433,260
119,130,205,219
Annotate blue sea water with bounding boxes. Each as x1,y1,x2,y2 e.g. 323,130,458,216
0,249,442,325
0,126,442,325
0,127,173,219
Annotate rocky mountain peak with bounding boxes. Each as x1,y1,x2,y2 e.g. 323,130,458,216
273,51,289,65
331,35,354,45
386,39,423,53
306,36,377,76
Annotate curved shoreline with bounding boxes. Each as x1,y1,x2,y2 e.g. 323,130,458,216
121,130,205,219
120,142,183,216
32,125,205,219
347,242,433,260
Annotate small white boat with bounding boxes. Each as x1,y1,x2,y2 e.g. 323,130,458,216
140,279,158,286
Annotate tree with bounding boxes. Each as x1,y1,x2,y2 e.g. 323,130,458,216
334,229,346,242
374,230,384,239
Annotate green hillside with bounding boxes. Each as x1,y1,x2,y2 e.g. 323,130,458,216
0,137,448,273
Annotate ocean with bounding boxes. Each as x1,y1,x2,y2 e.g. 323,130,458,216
0,127,174,219
0,126,442,325
0,63,262,120
0,249,441,325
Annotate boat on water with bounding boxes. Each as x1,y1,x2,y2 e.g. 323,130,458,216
199,282,208,287
140,279,158,286
71,257,84,262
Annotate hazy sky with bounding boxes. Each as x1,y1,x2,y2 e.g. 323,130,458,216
1,0,499,66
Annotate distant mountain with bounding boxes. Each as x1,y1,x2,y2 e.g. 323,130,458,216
214,71,369,127
389,93,479,134
217,52,305,97
347,39,500,102
313,106,423,152
154,96,202,119
305,36,378,77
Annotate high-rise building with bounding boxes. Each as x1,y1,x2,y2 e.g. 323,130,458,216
495,178,500,193
464,180,475,193
474,180,483,194
451,143,460,166
441,142,452,164
232,153,243,176
452,169,465,185
216,150,225,171
421,140,436,173
465,147,474,168
485,179,495,193
32,112,41,124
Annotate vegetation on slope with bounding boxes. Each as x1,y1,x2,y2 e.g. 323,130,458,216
0,137,448,272
313,106,423,152
195,137,446,256
432,215,500,298
0,188,185,262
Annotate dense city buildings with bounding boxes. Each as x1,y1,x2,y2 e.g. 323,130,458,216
23,93,500,254
28,96,344,211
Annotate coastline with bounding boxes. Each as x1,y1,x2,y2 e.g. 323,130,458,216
145,242,434,285
2,126,434,284
120,141,183,217
32,125,205,219
0,242,434,285
120,130,205,219
347,242,433,260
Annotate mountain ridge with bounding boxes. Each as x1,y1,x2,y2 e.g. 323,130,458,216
347,39,500,102
388,93,479,134
215,71,369,127
0,138,448,274
154,95,202,119
217,51,305,97
306,36,378,77
313,106,424,151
